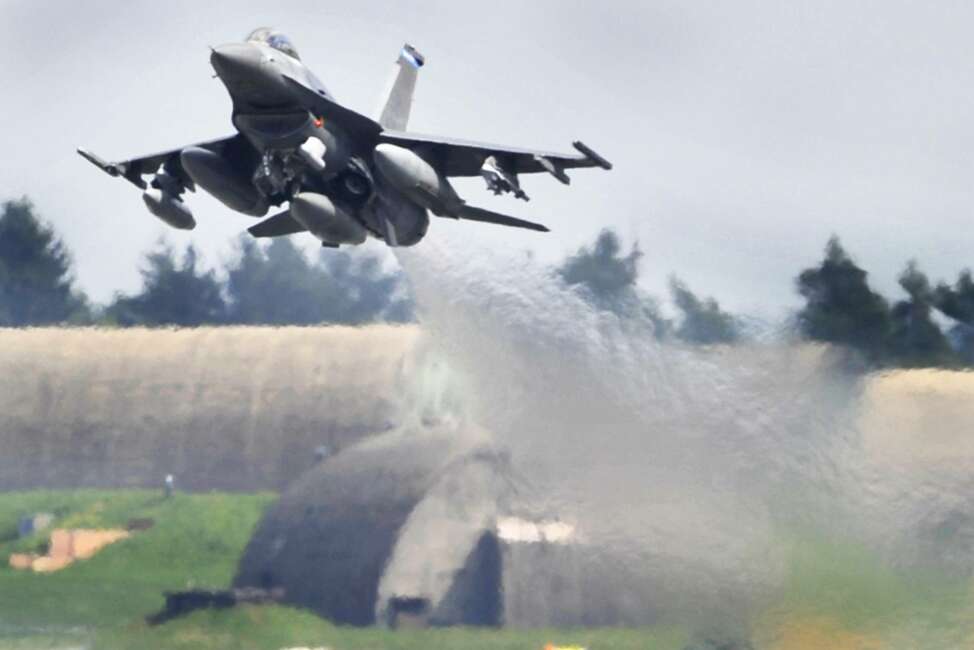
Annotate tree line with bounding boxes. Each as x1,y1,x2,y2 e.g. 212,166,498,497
795,237,974,368
2,196,973,369
0,198,411,327
558,228,974,368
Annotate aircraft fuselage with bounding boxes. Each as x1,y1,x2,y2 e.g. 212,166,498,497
78,28,611,248
201,39,429,245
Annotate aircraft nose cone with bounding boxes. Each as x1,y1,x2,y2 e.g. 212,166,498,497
211,43,294,107
210,43,264,79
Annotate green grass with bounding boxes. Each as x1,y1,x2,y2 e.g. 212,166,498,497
0,490,686,650
5,491,972,649
95,606,687,650
766,531,974,647
0,490,274,635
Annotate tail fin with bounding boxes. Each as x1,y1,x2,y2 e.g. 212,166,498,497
375,44,425,131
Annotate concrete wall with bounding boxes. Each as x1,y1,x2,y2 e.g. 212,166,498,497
0,326,418,491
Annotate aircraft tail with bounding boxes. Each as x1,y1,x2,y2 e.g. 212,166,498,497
455,205,550,232
375,44,425,131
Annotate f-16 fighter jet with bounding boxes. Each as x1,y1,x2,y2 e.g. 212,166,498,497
79,28,612,247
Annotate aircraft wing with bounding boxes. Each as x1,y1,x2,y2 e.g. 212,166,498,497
77,134,248,191
377,130,612,181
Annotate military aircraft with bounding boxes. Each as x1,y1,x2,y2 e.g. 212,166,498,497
78,28,612,247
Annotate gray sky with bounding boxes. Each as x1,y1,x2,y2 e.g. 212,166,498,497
2,0,973,316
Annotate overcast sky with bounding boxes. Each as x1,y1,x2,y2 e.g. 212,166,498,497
2,0,973,315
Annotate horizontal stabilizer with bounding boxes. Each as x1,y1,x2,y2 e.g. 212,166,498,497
455,205,549,232
248,209,307,238
282,75,383,141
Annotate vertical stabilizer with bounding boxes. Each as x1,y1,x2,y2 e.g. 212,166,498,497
376,44,425,131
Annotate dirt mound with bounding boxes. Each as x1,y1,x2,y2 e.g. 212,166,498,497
9,528,130,572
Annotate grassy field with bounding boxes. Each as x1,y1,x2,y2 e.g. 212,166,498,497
0,490,275,632
0,490,687,650
1,490,971,650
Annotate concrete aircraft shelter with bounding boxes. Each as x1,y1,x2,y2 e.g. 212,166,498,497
234,425,666,628
234,425,511,626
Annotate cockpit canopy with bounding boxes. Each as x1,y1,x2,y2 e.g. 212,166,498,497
246,27,300,60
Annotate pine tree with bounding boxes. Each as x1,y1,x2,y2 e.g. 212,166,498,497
886,261,955,367
933,270,974,364
796,237,891,364
559,229,668,335
0,198,88,325
106,242,226,326
224,236,412,325
670,277,738,344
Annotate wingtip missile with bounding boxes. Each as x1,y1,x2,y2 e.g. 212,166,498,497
572,141,613,170
78,148,147,189
77,148,121,177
